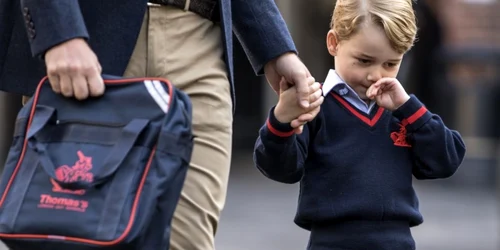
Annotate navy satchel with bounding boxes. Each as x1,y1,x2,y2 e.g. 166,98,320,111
0,75,193,250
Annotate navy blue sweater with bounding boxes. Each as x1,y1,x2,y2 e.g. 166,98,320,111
253,93,466,249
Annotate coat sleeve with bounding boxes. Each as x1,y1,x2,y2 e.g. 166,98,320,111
231,0,297,75
393,95,467,180
20,0,89,57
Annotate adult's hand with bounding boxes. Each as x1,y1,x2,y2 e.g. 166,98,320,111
264,53,316,134
264,52,312,109
290,79,324,134
44,38,105,100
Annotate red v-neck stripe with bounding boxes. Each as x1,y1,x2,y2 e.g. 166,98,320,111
331,93,384,127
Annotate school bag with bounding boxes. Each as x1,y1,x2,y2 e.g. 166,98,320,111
0,75,194,250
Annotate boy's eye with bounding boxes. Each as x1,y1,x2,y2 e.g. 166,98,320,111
357,58,371,64
387,62,397,67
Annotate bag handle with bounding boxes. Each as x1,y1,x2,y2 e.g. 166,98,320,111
27,105,150,190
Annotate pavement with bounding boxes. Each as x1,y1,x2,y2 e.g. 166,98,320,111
0,152,497,250
214,153,498,250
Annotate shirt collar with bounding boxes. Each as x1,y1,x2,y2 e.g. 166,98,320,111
321,69,345,96
321,69,376,109
322,69,358,98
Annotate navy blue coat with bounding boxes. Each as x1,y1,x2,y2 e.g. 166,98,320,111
0,0,297,105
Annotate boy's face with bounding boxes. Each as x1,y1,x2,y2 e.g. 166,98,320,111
327,22,405,100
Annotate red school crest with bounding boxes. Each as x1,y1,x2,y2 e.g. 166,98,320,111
390,123,411,147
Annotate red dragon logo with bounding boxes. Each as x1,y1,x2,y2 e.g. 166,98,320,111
51,150,94,195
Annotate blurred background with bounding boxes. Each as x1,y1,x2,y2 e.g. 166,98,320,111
0,0,499,249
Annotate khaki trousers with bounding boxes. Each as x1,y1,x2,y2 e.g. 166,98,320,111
125,6,233,250
25,5,233,250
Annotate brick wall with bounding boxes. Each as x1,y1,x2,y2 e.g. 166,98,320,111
429,0,500,89
434,0,500,48
429,0,500,157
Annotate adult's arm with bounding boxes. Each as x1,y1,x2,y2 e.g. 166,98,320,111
231,0,297,75
20,0,89,57
20,0,103,100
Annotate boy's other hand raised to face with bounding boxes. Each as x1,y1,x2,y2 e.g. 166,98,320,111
366,77,410,111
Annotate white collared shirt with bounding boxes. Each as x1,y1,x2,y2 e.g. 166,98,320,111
321,69,376,114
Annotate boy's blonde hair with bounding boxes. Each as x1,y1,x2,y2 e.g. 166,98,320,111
331,0,417,53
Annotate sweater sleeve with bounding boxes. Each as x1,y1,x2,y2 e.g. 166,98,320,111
252,106,318,184
393,95,466,179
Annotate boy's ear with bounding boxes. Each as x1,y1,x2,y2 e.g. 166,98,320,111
327,30,338,56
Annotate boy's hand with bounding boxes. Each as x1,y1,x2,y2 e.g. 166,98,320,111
274,77,323,124
366,78,410,111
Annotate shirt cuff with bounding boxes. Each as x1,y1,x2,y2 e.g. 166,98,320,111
392,95,432,131
265,107,295,138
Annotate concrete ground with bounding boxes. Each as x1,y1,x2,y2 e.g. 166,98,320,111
215,153,498,250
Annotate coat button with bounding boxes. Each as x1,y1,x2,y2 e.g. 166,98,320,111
29,28,36,39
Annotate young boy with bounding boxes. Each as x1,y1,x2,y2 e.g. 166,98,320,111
253,0,466,249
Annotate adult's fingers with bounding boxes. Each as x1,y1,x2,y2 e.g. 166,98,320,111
279,76,290,94
295,75,313,108
47,73,61,94
86,67,105,97
59,74,73,97
72,74,89,100
44,38,104,99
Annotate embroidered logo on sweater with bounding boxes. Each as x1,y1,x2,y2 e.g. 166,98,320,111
390,122,411,147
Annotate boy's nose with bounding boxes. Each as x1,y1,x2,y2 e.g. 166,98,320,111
367,71,382,83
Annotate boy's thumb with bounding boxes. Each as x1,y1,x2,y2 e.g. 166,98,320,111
279,77,289,93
